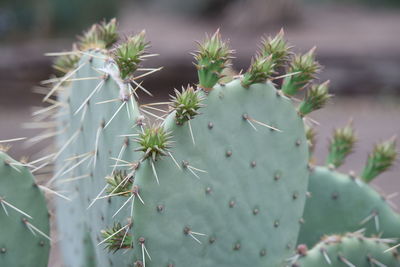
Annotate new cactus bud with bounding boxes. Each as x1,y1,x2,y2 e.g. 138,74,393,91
241,55,275,88
298,81,331,116
305,124,317,157
112,31,149,80
326,121,357,168
282,47,321,96
53,44,80,76
101,222,133,252
105,170,134,196
261,29,291,67
135,126,172,161
194,29,233,90
78,19,119,51
170,86,205,124
361,137,397,183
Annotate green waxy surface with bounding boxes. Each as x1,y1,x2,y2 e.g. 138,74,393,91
55,51,142,267
0,151,50,267
131,79,309,266
298,166,400,248
292,233,400,266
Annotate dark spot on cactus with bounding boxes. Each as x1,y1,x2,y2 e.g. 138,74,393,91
276,91,281,97
306,191,312,198
274,171,282,181
307,163,314,172
253,208,259,215
242,113,249,120
134,261,143,267
0,247,6,253
138,237,145,244
182,160,189,168
299,218,305,224
208,122,213,129
251,161,257,168
156,205,164,212
209,236,216,244
295,139,301,146
331,192,339,200
233,242,241,250
39,240,45,247
183,226,191,235
226,150,232,157
167,264,174,267
108,197,112,204
297,244,308,256
101,215,104,221
274,220,280,228
229,200,236,208
260,249,267,257
348,171,356,180
292,192,299,200
287,243,292,249
205,187,212,194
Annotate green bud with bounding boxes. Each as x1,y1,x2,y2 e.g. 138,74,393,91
281,47,321,96
170,86,205,124
298,81,331,116
105,170,134,197
193,29,233,90
101,222,132,252
135,126,172,161
326,122,357,168
261,29,291,67
361,137,397,183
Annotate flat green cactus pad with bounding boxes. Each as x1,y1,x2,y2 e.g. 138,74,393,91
292,233,400,266
0,151,50,267
298,166,400,248
55,51,143,267
130,79,309,266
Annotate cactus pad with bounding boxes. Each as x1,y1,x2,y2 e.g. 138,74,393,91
0,151,50,267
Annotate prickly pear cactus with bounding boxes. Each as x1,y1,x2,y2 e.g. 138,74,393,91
298,123,399,247
0,150,50,267
291,232,400,266
49,20,156,267
101,30,330,267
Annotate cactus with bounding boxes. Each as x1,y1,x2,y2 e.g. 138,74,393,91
0,150,50,267
45,20,160,267
298,123,399,248
97,29,332,267
291,232,400,266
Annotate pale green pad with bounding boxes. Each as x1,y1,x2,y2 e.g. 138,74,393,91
298,166,400,247
131,79,309,266
0,151,50,267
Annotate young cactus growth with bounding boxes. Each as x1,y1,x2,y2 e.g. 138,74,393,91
260,29,291,67
298,81,331,116
241,30,290,88
291,232,400,267
101,222,133,252
135,126,172,162
0,150,50,267
298,129,400,248
112,31,149,80
326,121,357,168
170,86,205,124
281,47,321,96
194,30,233,90
79,18,119,51
361,137,397,183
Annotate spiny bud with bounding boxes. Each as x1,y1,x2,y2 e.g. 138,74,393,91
282,47,321,96
305,124,317,156
105,170,133,197
298,81,331,116
101,223,132,252
170,86,205,124
53,44,81,76
241,55,275,88
135,126,172,161
78,19,119,51
361,137,397,183
326,121,357,168
193,29,234,91
112,31,149,80
261,29,291,67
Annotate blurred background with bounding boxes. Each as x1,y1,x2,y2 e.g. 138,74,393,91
0,1,399,264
